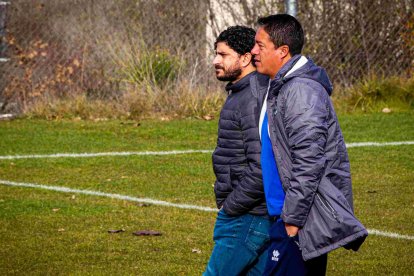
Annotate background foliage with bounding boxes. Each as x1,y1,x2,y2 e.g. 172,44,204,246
0,0,413,118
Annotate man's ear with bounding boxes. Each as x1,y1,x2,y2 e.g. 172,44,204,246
279,45,290,59
241,52,253,67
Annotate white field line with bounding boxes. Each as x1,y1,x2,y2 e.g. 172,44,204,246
367,229,414,241
0,179,217,212
346,141,414,148
0,149,213,160
1,179,413,241
1,141,414,160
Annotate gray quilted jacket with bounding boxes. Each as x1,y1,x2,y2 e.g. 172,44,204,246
213,71,270,216
263,55,368,260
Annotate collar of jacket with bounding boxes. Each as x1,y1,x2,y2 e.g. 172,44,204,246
225,71,257,94
269,54,303,96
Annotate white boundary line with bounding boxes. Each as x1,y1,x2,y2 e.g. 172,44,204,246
0,179,217,212
346,141,414,148
1,179,413,241
0,149,213,160
367,229,414,241
1,141,413,160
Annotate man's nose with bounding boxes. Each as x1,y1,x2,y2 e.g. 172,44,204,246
212,55,220,65
251,44,259,55
213,56,219,65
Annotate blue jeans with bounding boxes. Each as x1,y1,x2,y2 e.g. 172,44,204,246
203,209,272,276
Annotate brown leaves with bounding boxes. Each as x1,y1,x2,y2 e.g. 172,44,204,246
108,229,126,234
107,229,161,236
132,230,162,236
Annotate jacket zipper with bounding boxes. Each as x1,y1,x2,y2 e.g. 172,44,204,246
316,193,341,223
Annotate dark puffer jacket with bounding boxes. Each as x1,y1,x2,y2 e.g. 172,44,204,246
213,71,269,216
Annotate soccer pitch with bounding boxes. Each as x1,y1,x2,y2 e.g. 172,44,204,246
0,113,413,275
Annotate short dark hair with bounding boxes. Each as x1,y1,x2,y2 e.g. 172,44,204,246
214,25,256,55
257,14,304,56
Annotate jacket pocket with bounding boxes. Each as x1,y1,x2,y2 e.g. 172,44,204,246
213,166,232,207
230,164,246,188
315,192,342,223
298,177,367,260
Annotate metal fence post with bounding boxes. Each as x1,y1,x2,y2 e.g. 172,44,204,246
0,1,9,63
285,0,298,18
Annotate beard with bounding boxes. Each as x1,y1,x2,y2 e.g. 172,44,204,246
215,63,242,82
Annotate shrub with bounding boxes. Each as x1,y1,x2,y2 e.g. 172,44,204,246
332,75,414,113
120,48,182,89
24,81,225,121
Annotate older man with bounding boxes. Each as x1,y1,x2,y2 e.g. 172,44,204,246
251,14,368,275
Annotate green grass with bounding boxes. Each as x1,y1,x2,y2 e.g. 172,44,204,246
0,186,215,275
0,112,414,275
0,119,218,155
0,155,215,205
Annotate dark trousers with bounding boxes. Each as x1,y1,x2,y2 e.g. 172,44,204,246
264,218,327,276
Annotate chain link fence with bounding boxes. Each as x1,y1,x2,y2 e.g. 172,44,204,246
0,0,413,114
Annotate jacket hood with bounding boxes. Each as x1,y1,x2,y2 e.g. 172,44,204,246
270,55,333,96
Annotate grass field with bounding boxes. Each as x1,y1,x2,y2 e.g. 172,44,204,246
1,112,414,275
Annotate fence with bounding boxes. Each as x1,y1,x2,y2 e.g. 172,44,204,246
0,2,7,62
0,0,413,113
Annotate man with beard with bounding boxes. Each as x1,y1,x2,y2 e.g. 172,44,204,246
203,26,270,276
